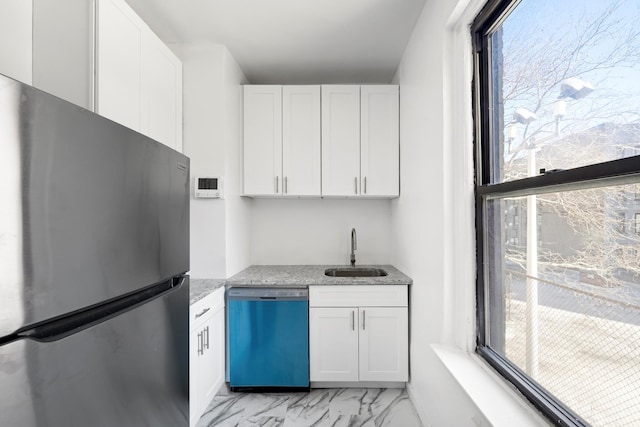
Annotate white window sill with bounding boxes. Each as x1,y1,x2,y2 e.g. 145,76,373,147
431,344,551,427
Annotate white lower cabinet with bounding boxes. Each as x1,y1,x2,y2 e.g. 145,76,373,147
309,307,359,382
190,288,225,427
309,286,408,384
358,307,408,381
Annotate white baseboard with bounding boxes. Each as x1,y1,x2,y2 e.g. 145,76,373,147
310,381,405,389
406,382,432,427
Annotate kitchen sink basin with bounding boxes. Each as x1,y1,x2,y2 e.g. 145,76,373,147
324,267,388,277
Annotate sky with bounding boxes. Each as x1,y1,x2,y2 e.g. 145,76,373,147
499,0,640,133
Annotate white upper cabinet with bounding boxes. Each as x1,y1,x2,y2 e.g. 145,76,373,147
96,0,143,132
360,85,399,197
321,85,361,196
243,84,398,198
321,85,400,198
32,0,183,152
243,85,283,196
140,32,183,151
282,86,321,196
0,0,32,84
243,85,321,197
33,0,94,109
97,0,183,151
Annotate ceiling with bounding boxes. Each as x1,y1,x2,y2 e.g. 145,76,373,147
124,0,426,84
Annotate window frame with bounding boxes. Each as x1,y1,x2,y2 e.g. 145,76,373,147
471,1,640,426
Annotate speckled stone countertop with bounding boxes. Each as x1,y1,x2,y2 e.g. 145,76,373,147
225,265,412,287
190,278,225,305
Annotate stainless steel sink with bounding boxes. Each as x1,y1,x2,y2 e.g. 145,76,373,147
324,267,388,277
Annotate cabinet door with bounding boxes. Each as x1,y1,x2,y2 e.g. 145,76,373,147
309,307,359,382
190,290,224,427
189,326,203,427
33,0,94,109
282,86,321,196
141,32,183,151
198,311,223,419
0,0,32,84
243,85,282,195
321,85,361,196
96,0,143,132
359,307,408,382
361,85,399,197
206,309,225,409
191,314,221,427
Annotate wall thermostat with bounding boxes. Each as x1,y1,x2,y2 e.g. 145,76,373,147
195,176,223,199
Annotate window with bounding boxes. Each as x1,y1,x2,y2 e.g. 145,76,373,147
472,1,640,426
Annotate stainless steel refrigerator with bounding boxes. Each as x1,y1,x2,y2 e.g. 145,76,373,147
0,74,190,426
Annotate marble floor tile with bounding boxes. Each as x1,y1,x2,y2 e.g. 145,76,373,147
242,416,285,427
326,389,376,419
195,387,423,427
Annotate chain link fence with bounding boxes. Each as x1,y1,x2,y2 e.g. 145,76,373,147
503,269,640,426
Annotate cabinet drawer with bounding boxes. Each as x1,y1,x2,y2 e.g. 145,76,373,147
190,288,224,328
309,285,407,307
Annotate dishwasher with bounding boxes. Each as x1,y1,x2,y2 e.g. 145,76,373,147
227,287,309,392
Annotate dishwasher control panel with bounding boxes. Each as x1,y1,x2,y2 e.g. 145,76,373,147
227,287,308,300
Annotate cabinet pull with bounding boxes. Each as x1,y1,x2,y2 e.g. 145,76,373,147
351,310,355,331
354,177,358,194
195,307,210,319
362,310,366,330
204,326,210,350
285,176,288,194
364,176,367,194
197,331,203,355
275,176,279,193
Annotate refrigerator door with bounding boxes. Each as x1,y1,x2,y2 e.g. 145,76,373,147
0,74,189,337
0,278,190,427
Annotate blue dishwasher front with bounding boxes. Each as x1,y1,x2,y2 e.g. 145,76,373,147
227,287,309,392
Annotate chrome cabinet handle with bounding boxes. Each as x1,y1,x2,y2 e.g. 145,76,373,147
362,310,366,330
275,176,279,193
354,177,358,194
285,176,288,194
197,331,203,355
351,310,355,331
204,326,210,350
195,307,210,319
364,177,367,194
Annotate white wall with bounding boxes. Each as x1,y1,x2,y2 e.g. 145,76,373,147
180,41,391,274
392,0,549,425
0,0,32,84
250,199,391,265
222,48,252,276
181,43,250,279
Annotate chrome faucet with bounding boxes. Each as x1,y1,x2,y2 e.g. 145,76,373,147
350,228,357,267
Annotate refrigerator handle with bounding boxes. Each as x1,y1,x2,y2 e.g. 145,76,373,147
2,276,186,346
